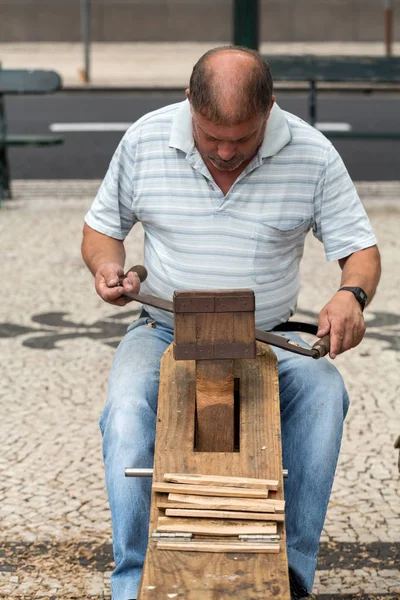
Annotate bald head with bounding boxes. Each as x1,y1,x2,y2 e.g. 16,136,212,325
188,46,274,125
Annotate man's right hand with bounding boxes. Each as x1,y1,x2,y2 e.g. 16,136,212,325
94,263,140,306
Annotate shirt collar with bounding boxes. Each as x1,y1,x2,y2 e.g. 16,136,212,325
169,100,194,154
169,99,291,158
259,102,292,158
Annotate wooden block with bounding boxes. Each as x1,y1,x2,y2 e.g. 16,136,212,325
157,541,280,553
196,311,234,343
152,483,270,499
163,473,278,490
195,359,234,452
157,516,277,536
174,313,196,345
233,311,255,344
164,508,284,522
166,493,285,513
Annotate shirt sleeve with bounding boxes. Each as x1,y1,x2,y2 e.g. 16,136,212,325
85,131,138,240
312,144,377,261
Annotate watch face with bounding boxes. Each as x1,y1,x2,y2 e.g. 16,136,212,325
353,288,367,305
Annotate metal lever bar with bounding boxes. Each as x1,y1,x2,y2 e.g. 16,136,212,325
121,266,330,359
124,290,175,314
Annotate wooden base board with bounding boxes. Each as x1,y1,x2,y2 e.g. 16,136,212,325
138,343,290,599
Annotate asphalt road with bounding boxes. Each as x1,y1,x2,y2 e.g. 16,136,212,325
5,90,400,181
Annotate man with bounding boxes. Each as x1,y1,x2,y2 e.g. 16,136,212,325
82,46,381,600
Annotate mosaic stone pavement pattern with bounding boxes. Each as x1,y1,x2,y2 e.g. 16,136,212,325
0,181,399,598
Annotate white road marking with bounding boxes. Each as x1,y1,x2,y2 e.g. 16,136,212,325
50,122,352,134
49,123,132,132
316,122,352,132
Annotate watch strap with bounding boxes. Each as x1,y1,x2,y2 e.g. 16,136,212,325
338,286,367,311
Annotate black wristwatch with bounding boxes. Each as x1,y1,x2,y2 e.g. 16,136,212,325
338,286,367,311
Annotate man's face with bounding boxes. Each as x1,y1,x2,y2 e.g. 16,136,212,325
191,106,272,172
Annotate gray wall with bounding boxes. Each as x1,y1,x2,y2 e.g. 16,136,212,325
1,0,399,43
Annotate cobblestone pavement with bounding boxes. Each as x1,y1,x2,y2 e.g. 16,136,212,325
0,180,399,599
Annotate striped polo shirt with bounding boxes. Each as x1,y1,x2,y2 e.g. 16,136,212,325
85,100,377,330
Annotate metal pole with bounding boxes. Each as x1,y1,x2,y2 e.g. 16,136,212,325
384,0,393,57
124,468,289,478
309,80,317,127
80,0,91,83
0,92,11,201
125,468,154,477
233,0,259,50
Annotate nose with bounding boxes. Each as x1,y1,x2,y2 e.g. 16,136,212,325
217,142,236,161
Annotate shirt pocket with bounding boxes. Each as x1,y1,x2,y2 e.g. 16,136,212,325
252,220,310,285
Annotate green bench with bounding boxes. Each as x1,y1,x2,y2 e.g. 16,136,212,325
265,55,400,138
0,68,64,201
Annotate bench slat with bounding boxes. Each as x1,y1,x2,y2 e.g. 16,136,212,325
0,135,63,146
324,131,400,139
265,55,400,83
0,70,62,94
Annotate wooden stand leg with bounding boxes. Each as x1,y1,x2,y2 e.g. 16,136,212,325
196,360,234,452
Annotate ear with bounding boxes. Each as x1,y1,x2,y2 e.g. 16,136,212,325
186,90,195,116
266,96,275,120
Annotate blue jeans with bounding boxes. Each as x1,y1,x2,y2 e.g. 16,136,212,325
100,315,349,600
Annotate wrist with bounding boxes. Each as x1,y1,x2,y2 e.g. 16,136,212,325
337,286,367,311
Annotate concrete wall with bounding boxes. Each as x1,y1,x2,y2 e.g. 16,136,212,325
0,0,399,43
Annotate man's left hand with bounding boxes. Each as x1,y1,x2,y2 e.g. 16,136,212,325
317,291,366,359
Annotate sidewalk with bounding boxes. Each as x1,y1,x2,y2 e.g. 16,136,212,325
0,180,399,598
1,42,400,88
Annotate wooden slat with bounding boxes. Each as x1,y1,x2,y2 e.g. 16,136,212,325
163,473,278,490
153,482,270,498
157,517,277,536
160,506,284,521
156,498,285,522
159,502,284,519
157,541,280,553
164,508,284,522
167,493,284,512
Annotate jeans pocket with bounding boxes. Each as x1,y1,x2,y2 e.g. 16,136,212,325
126,310,151,333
